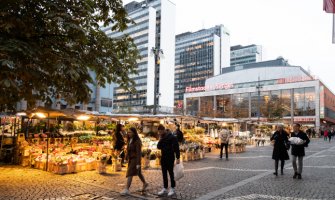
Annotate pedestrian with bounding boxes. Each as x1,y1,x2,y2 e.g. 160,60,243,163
312,128,316,138
157,124,180,197
114,124,126,166
270,125,290,176
121,127,149,195
219,128,230,160
324,129,329,141
291,123,310,179
328,129,332,143
306,128,312,138
174,124,184,144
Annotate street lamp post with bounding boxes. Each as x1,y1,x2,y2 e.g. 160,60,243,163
256,76,263,124
151,47,163,115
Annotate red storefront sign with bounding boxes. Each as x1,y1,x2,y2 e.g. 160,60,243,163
293,117,315,122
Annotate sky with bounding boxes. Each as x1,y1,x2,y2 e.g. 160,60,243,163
124,0,335,90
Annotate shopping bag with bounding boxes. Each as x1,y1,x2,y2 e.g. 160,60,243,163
174,163,184,181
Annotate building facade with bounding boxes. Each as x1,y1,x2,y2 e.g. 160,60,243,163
184,58,335,130
102,0,176,113
174,25,230,107
230,44,262,67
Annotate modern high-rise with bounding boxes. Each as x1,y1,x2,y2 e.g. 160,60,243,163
230,44,262,66
102,0,176,113
174,25,230,107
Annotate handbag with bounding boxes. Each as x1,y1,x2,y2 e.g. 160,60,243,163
285,141,290,151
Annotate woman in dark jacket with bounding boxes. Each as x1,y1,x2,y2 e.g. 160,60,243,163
120,127,148,195
270,125,290,176
114,124,126,165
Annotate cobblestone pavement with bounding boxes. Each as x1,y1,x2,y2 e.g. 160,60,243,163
0,138,334,200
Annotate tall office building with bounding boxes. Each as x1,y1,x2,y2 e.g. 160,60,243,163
230,44,262,66
174,25,230,107
102,0,176,113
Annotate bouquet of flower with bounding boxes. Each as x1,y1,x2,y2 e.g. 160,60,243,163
99,154,108,164
289,137,305,145
142,149,151,158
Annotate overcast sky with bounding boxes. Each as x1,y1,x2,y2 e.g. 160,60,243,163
124,0,335,90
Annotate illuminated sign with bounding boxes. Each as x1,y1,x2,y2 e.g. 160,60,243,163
277,76,315,84
185,83,234,93
294,117,315,122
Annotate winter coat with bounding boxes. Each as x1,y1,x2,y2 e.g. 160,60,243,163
126,139,142,177
324,130,329,137
271,130,290,160
114,131,125,151
157,132,180,165
290,131,310,157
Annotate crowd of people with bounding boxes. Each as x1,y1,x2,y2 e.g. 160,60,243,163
319,127,335,142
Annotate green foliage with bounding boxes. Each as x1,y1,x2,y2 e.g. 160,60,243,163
0,0,140,111
78,134,92,143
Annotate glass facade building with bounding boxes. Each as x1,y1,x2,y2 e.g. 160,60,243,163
184,58,335,130
230,44,262,66
102,0,176,113
174,25,230,106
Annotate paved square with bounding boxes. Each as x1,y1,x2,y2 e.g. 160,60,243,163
1,139,334,200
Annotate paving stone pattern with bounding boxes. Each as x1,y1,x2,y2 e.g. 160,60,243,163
0,139,334,200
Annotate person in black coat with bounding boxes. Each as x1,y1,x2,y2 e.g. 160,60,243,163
114,124,126,166
174,124,184,144
291,123,310,179
270,125,290,176
157,125,180,197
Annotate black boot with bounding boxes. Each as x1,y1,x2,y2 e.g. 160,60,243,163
293,172,298,179
280,160,285,175
297,174,302,179
273,172,278,176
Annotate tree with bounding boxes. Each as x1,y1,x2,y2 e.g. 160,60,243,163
0,0,140,111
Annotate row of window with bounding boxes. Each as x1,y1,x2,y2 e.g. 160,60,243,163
186,87,317,118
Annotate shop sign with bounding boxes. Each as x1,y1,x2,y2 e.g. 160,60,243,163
185,83,234,93
293,117,315,122
277,75,315,84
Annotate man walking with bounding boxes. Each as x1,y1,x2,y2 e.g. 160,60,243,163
219,127,230,160
157,125,180,197
291,123,310,179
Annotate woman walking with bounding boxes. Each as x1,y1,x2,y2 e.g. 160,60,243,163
121,127,148,195
270,125,290,176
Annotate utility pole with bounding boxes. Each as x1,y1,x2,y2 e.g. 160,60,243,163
151,47,163,115
256,76,263,124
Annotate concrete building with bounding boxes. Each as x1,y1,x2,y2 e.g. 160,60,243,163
184,57,335,130
230,44,262,67
174,25,230,107
102,0,176,113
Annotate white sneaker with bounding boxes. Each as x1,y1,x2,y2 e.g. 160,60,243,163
120,189,130,196
158,188,168,196
168,188,176,197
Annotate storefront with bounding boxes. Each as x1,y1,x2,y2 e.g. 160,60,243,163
184,63,335,132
